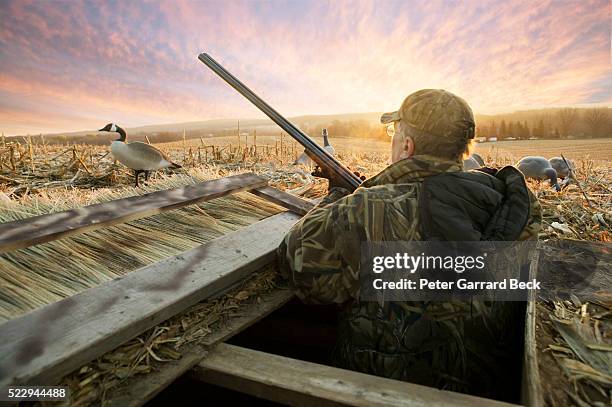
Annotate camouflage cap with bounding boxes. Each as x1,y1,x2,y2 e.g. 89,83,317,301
381,89,475,141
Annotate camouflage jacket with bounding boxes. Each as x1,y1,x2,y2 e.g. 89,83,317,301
277,154,541,397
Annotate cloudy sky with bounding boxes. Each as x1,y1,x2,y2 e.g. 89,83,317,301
0,0,610,136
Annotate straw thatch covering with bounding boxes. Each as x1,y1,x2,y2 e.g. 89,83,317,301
0,169,285,323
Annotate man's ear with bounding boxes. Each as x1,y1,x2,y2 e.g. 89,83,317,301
403,136,415,158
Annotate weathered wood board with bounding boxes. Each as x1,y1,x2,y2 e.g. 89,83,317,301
192,343,519,407
0,211,300,387
0,172,267,253
521,252,544,407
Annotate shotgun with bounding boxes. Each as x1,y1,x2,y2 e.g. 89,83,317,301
198,53,362,192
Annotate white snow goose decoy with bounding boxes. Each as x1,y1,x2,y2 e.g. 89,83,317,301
294,128,335,166
516,156,560,191
98,123,181,187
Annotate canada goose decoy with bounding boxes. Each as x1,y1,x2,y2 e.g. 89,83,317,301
549,157,575,179
516,156,560,191
294,129,335,166
98,123,181,187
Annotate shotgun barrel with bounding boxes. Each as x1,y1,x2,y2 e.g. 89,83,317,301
198,53,362,192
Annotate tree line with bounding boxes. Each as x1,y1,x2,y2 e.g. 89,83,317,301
5,107,609,145
476,107,610,140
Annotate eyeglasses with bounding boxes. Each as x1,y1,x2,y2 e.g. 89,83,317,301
385,122,397,137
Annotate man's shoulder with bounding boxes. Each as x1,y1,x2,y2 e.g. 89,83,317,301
351,182,420,201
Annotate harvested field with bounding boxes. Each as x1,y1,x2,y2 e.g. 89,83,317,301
474,138,612,163
170,135,612,162
2,135,608,196
0,133,610,406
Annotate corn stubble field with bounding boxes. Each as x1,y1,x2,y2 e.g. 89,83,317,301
0,134,610,405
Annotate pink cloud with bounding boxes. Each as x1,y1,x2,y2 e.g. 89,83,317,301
0,0,610,135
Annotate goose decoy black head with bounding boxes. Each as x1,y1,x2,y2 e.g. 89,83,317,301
99,123,126,141
293,128,334,166
99,123,115,132
544,168,561,191
322,129,335,155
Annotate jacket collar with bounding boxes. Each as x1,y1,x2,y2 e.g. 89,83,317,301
363,155,462,187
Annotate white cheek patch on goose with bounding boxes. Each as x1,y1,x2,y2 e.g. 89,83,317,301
111,123,117,132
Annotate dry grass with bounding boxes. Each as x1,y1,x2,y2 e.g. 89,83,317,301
536,299,611,407
0,135,337,195
526,167,611,242
57,265,283,407
3,134,608,196
514,159,610,406
169,135,612,162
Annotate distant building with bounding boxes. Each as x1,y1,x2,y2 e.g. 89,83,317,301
487,137,498,142
475,136,487,143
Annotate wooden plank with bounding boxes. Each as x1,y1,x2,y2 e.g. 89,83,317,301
0,172,267,253
522,251,544,407
250,186,314,215
0,211,300,387
192,343,518,407
105,289,294,407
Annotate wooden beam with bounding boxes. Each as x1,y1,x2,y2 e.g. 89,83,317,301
0,172,268,253
192,344,518,407
104,289,294,407
0,211,300,387
250,186,314,216
521,252,544,407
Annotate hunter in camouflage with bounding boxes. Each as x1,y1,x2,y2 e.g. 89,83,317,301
278,89,542,399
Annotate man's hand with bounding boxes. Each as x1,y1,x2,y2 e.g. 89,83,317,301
312,166,366,190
